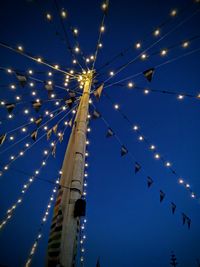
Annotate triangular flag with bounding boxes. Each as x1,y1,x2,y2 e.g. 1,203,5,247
135,162,141,174
106,128,114,137
16,73,27,87
52,145,56,158
59,133,64,143
31,130,37,141
147,176,153,188
182,213,187,225
187,217,191,229
68,119,73,127
143,68,155,82
53,124,58,134
160,190,165,202
66,98,73,108
69,91,76,101
0,134,6,146
6,103,15,114
32,101,42,112
45,83,53,92
92,110,101,119
47,129,52,140
94,84,104,100
171,202,176,214
35,117,42,127
121,145,128,156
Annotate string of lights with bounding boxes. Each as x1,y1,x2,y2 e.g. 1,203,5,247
102,92,199,202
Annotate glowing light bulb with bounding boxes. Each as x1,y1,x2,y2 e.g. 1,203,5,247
154,29,160,36
161,49,167,56
165,162,171,167
179,178,184,184
74,46,80,53
154,153,160,159
98,43,103,48
141,53,147,60
178,94,184,100
182,41,189,48
170,9,177,16
100,25,105,32
135,42,141,49
61,9,67,18
46,13,52,20
109,71,114,76
144,89,149,94
114,104,119,109
73,28,78,35
128,82,134,88
17,45,23,51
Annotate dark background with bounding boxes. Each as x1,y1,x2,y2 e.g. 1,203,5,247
0,0,200,266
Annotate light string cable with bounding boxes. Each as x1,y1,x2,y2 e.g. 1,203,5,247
0,103,78,177
0,98,80,155
92,0,109,71
96,0,198,73
102,92,199,202
100,4,200,86
92,102,192,228
0,106,77,231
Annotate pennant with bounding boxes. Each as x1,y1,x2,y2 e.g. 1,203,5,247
94,84,104,100
45,83,53,92
0,134,6,146
35,117,42,127
171,202,176,214
147,176,153,188
31,130,37,141
121,145,128,156
68,119,73,127
106,128,114,137
47,129,53,140
135,162,141,174
160,190,165,202
32,101,42,112
143,68,155,82
65,98,73,108
6,103,15,114
59,133,64,143
52,145,56,158
69,91,76,101
187,217,191,229
53,124,58,134
182,213,187,225
92,110,101,119
16,73,27,87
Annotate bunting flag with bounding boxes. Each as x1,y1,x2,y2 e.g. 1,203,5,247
47,186,64,266
160,190,165,202
96,258,100,267
69,91,76,101
32,101,42,112
94,84,104,100
53,124,58,134
31,130,38,141
47,129,53,140
106,128,114,137
147,176,153,188
143,68,155,82
52,145,56,158
121,145,128,156
45,83,53,92
182,213,187,225
66,98,73,108
6,103,15,114
92,110,101,119
68,119,73,127
135,162,141,174
16,73,27,87
35,117,42,127
0,134,6,146
59,133,64,143
171,202,176,214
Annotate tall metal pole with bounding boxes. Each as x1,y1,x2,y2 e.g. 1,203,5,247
47,71,93,267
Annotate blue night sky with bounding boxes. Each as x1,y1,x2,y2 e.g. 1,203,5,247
0,0,200,266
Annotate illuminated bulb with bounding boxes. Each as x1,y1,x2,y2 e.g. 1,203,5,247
32,91,36,96
74,46,80,53
10,84,16,89
30,117,34,122
135,42,141,49
44,126,48,130
89,99,92,104
133,125,138,131
86,58,90,63
170,9,177,16
139,136,143,141
182,41,189,48
98,43,103,48
144,89,149,94
37,57,42,62
128,82,134,88
24,109,29,114
16,96,21,101
85,152,89,157
8,114,13,119
17,45,23,51
42,161,46,166
87,128,91,132
4,166,8,170
62,106,66,110
64,121,68,125
154,29,160,36
154,153,160,159
150,145,155,150
102,2,107,10
86,140,90,145
28,69,33,74
191,193,195,198
25,143,30,147
179,178,184,184
61,9,67,18
178,94,184,100
70,70,74,74
51,94,55,98
44,150,48,155
19,151,24,156
54,64,59,69
22,128,27,132
141,53,147,60
73,28,78,35
46,13,52,20
114,104,119,109
7,68,12,73
72,110,76,114
1,101,5,105
161,49,167,56
29,178,33,182
30,82,34,87
64,82,68,87
35,170,39,175
73,59,77,64
186,184,190,188
90,55,94,60
50,114,54,118
45,111,49,115
100,25,105,32
10,156,15,160
110,71,114,76
55,101,59,106
43,217,46,222
48,71,52,76
165,162,171,167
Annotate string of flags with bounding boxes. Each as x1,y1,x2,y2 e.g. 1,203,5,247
102,92,200,204
91,105,191,229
